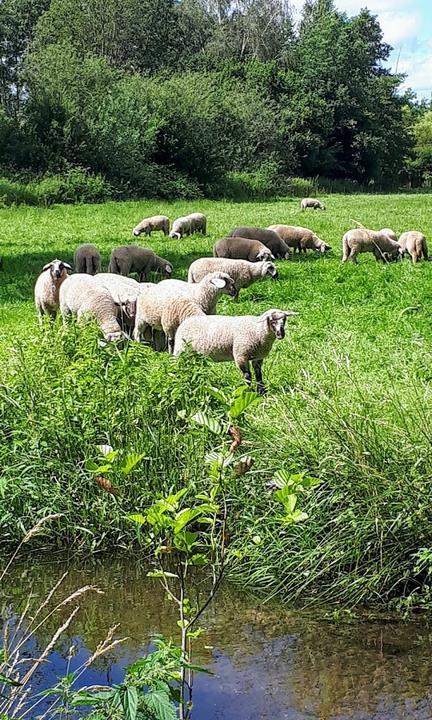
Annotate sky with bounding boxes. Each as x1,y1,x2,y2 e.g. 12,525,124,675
294,0,432,100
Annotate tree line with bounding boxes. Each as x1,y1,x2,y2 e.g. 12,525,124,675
0,0,430,199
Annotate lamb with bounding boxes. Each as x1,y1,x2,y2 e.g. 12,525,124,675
213,236,274,262
268,225,331,254
398,231,428,263
169,216,192,239
108,245,173,281
174,309,297,394
230,226,290,259
301,198,325,210
34,259,72,318
134,272,236,353
59,274,128,342
132,215,170,237
188,212,207,235
74,244,101,275
188,258,277,298
342,229,400,263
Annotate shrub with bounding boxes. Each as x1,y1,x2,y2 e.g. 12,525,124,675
218,161,284,200
28,168,113,205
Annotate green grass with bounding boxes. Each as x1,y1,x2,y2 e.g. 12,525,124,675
2,193,432,608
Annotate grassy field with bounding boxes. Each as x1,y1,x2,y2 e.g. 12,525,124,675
2,193,432,608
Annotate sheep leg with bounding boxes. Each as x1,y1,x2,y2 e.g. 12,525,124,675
348,249,359,264
235,356,252,386
252,360,266,395
411,250,418,264
167,335,175,354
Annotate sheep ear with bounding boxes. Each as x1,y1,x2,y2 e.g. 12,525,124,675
283,310,298,317
42,262,53,271
211,277,226,289
165,265,172,274
284,252,290,259
63,262,72,270
126,299,137,318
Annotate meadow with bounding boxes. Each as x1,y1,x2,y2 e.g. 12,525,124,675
2,193,432,609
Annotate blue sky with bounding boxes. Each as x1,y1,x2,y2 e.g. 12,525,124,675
295,0,432,100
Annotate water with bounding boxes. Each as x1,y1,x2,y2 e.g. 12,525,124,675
1,557,432,719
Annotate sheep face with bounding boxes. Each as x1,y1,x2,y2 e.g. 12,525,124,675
262,262,278,279
258,309,298,339
169,231,181,239
210,273,237,297
257,250,274,261
43,259,71,281
320,243,332,253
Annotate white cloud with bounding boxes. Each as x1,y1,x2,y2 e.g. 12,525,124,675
378,11,420,45
397,46,432,98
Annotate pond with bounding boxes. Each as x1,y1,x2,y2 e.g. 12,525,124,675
1,557,432,719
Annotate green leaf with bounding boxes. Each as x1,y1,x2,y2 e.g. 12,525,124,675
173,530,198,552
285,494,298,512
128,513,146,526
273,469,295,488
121,686,138,720
190,553,208,566
0,673,21,687
174,507,205,533
229,388,259,419
291,510,309,523
147,570,178,579
70,689,115,707
144,688,177,720
121,452,146,476
191,412,222,435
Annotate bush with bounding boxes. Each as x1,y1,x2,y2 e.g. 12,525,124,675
28,168,113,205
218,161,284,200
285,176,318,197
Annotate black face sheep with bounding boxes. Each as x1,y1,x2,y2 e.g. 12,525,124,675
213,236,274,263
342,229,400,263
74,244,101,275
230,226,290,259
300,198,325,210
132,215,170,237
174,308,297,394
34,259,72,318
108,245,172,281
398,231,428,263
188,257,277,298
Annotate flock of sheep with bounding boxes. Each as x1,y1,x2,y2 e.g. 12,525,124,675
33,199,429,393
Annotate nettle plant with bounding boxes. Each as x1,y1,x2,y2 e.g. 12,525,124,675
75,387,321,720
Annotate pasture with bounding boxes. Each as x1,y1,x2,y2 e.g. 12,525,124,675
2,193,432,608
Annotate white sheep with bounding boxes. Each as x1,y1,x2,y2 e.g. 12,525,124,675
134,272,236,353
132,215,170,237
174,309,297,394
187,258,277,298
59,274,128,342
188,212,207,234
74,244,101,275
169,216,192,239
301,198,325,210
342,229,400,263
34,259,71,318
379,228,398,242
398,231,428,263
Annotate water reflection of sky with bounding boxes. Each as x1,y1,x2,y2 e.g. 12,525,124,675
2,558,432,720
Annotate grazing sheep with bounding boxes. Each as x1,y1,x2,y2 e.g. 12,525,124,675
134,272,236,352
398,231,428,263
74,244,101,275
213,236,274,262
269,225,331,254
169,216,192,239
188,258,277,298
59,274,129,342
108,245,172,281
132,215,170,237
230,226,290,259
188,212,207,235
301,198,325,210
342,229,400,263
34,259,71,318
174,309,297,394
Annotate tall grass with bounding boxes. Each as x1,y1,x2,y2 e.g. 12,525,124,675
2,194,432,607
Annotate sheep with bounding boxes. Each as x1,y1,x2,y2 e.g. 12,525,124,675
230,226,290,259
34,259,72,318
268,225,331,254
188,212,207,235
380,228,398,242
59,274,129,342
108,245,173,281
174,308,297,394
188,257,277,298
342,229,400,263
74,244,101,275
134,272,236,353
132,215,169,237
301,198,325,210
213,236,274,263
169,216,192,239
398,231,428,263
